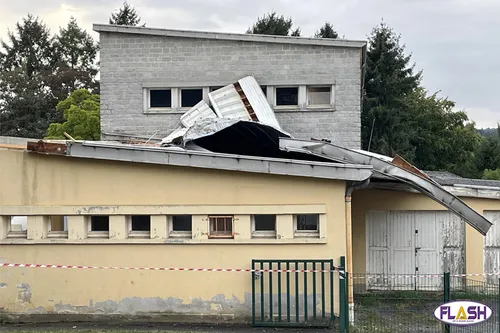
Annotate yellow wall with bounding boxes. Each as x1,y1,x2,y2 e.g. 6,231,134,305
352,188,500,276
0,148,346,321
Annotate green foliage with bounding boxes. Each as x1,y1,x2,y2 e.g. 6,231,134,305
0,15,99,138
46,89,100,140
109,1,145,26
315,23,338,38
483,169,500,180
246,12,301,36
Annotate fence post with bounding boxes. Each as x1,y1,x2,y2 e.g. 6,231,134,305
498,278,499,333
345,271,350,333
443,272,450,333
339,256,347,333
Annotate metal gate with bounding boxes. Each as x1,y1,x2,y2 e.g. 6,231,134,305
251,259,338,328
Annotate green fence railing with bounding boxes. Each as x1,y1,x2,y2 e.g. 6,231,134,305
349,272,500,333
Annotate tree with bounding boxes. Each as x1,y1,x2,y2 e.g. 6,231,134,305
53,17,99,95
362,22,422,156
46,89,100,140
483,169,500,181
109,1,145,26
246,12,301,36
0,15,59,138
315,23,338,39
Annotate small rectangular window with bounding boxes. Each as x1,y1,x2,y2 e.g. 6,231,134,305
7,216,27,238
131,215,150,231
181,88,203,107
150,89,172,108
296,214,319,231
252,214,276,239
48,216,68,239
209,216,233,238
260,85,267,97
276,87,298,106
307,86,331,105
169,215,192,239
295,214,320,238
90,216,109,232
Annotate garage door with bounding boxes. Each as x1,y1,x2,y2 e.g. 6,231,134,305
484,211,500,285
366,211,464,291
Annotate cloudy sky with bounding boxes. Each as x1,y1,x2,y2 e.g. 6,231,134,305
1,0,498,128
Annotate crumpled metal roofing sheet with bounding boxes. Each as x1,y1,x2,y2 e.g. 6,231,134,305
180,100,217,128
279,137,493,236
238,76,282,129
208,84,251,120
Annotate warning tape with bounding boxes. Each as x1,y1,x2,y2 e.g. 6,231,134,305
0,262,340,273
352,273,500,279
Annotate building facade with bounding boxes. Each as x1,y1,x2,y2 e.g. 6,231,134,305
94,24,367,149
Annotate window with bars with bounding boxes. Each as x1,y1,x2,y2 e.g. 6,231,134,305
208,215,233,238
294,214,320,238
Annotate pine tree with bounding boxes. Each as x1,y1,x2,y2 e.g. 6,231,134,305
109,1,145,26
246,12,301,36
315,23,338,39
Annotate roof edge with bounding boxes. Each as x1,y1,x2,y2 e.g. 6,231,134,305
25,140,373,182
93,24,367,48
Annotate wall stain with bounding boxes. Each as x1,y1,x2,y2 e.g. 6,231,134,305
0,283,7,289
16,284,32,303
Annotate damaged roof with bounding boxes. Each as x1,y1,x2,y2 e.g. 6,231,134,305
93,24,367,48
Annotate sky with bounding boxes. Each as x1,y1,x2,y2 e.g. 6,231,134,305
0,0,498,129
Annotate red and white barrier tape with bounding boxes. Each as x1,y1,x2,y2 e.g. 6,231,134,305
352,273,500,279
0,262,339,273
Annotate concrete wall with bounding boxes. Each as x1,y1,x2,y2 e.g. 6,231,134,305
351,188,500,278
0,148,346,322
98,31,363,148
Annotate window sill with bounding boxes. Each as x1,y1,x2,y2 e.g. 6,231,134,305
274,107,336,113
6,232,27,239
128,231,150,239
294,231,320,239
169,231,192,239
0,238,327,245
48,231,68,239
144,108,183,114
252,231,277,239
87,232,109,239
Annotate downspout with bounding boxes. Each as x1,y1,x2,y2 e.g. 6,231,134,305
345,178,370,324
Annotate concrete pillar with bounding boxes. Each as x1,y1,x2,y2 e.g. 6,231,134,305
151,215,168,239
319,214,327,240
109,215,128,240
0,216,9,239
68,216,88,240
234,215,251,240
27,216,49,240
276,215,293,240
192,215,208,240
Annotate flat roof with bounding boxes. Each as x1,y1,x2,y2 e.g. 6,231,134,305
23,140,373,182
93,24,367,48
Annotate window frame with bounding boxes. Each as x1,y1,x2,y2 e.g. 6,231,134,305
306,85,334,108
208,215,234,239
294,214,320,238
169,215,193,239
128,215,151,239
147,88,173,110
274,86,300,108
47,215,68,239
6,216,27,239
87,215,110,239
251,214,277,239
179,87,204,109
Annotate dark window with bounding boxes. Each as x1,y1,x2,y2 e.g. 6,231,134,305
91,216,109,231
150,89,172,108
276,87,298,106
254,215,276,231
181,88,203,107
296,214,319,231
131,215,150,231
209,216,233,238
172,215,192,231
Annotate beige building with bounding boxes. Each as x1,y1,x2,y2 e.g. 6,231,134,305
0,136,499,325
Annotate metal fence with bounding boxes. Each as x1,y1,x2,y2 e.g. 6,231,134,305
349,273,500,333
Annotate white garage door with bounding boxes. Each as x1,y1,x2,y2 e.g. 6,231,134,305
484,211,500,285
366,211,464,291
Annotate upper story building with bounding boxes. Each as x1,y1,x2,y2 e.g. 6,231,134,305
94,24,367,149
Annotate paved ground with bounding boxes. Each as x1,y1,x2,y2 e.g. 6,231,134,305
1,322,332,333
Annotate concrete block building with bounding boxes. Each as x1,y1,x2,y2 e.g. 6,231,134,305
94,24,367,149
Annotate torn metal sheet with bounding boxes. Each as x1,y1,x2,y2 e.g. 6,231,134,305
180,100,217,128
160,128,188,146
238,76,281,129
279,137,492,236
208,84,252,120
